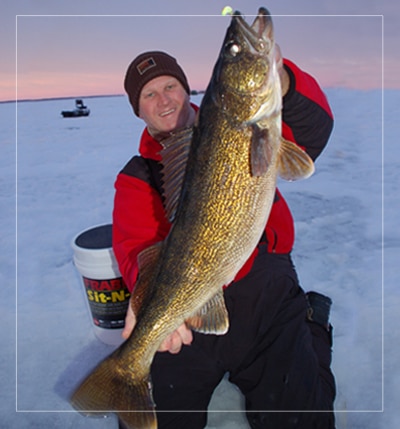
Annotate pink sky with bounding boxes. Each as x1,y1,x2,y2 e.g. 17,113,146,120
2,0,398,102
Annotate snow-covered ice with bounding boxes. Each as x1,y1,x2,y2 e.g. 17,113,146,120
1,88,399,428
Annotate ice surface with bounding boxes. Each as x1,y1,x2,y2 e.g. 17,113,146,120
1,89,399,428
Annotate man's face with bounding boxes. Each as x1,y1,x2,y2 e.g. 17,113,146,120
138,75,192,135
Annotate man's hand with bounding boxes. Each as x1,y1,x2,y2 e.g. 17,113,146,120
121,302,137,340
275,43,290,97
157,323,193,354
121,302,193,354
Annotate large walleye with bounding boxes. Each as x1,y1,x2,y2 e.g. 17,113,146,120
71,7,314,429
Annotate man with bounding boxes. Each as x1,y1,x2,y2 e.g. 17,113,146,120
113,50,336,428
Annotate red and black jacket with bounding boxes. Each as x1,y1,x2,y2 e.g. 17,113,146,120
112,59,333,292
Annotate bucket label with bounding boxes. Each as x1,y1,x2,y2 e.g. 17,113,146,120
82,276,130,329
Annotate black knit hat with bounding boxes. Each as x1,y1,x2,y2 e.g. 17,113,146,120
124,51,190,116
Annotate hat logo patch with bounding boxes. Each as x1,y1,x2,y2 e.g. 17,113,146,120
137,57,156,75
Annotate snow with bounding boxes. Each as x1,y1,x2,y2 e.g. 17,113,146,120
1,88,399,428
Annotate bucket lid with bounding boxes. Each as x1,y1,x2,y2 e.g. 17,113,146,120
73,224,113,250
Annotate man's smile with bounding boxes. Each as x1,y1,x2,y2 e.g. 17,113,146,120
160,108,176,117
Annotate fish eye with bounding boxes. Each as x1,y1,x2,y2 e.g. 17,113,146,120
226,42,241,57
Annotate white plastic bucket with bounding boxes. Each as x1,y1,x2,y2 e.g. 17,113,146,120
71,224,130,346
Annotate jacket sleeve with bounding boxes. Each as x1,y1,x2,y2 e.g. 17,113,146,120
281,59,333,161
112,171,171,292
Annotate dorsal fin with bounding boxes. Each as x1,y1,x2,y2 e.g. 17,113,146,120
159,127,193,222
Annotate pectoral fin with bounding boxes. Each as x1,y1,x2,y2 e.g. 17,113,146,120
278,138,315,181
186,290,229,335
250,123,273,176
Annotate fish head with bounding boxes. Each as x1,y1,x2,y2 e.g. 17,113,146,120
211,7,282,125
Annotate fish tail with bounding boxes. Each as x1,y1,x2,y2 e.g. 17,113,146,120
70,354,156,429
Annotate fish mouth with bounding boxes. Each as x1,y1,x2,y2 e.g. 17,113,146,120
231,7,273,55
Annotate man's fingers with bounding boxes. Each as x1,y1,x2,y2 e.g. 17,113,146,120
177,323,193,346
274,43,290,96
121,305,137,339
275,43,283,69
158,324,193,354
163,332,182,354
121,307,193,354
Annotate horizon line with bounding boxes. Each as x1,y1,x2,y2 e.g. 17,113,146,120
1,86,393,104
